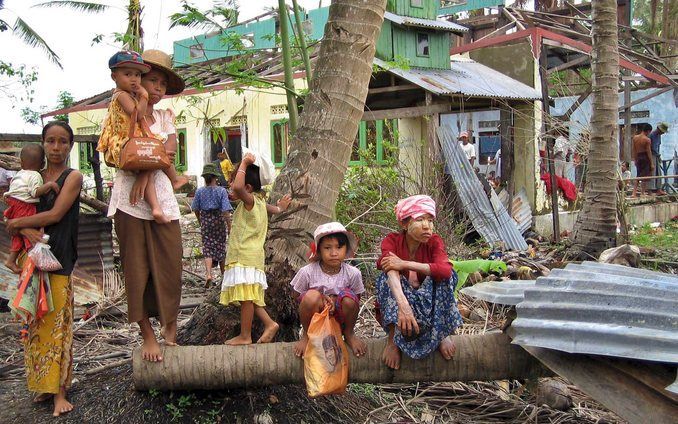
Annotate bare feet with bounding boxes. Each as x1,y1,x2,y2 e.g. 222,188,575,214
225,334,252,345
141,336,163,362
33,393,53,403
293,334,308,357
4,260,22,274
204,277,212,289
382,340,401,370
257,322,280,344
344,332,367,357
172,175,189,191
438,336,456,360
152,209,171,224
160,321,178,347
52,388,73,417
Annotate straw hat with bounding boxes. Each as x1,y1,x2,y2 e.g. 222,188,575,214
657,122,669,133
141,49,185,95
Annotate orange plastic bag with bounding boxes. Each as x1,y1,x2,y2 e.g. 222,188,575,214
303,306,349,397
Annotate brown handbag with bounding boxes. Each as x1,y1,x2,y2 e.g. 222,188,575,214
118,107,171,171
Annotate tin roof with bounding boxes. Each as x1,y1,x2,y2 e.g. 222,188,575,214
461,280,536,305
438,126,528,251
374,57,541,100
511,262,678,364
383,11,468,33
498,187,532,234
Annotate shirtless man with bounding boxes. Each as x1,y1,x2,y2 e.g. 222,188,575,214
632,123,654,197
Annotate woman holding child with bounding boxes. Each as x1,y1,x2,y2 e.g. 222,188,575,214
6,121,83,416
108,49,185,362
376,195,463,370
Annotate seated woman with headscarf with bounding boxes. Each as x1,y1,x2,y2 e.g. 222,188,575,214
375,195,463,370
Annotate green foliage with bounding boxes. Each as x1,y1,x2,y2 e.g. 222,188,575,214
169,0,238,31
0,60,38,105
631,220,677,256
20,90,73,125
373,55,411,73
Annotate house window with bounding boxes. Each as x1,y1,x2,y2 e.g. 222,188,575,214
271,119,290,167
349,119,398,166
478,134,501,165
78,142,95,172
175,128,188,172
416,33,430,57
411,0,423,7
189,44,205,59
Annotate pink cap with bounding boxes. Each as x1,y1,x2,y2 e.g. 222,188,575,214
459,131,469,138
309,222,358,261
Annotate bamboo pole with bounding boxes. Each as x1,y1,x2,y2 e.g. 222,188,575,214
291,0,313,86
133,333,548,391
278,0,299,134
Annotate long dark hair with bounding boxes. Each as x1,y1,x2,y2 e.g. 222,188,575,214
42,121,74,145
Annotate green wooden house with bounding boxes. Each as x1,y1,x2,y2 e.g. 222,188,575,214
377,0,468,69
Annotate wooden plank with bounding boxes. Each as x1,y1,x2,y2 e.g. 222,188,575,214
0,133,99,144
521,345,678,424
362,103,451,120
368,84,421,95
618,86,673,112
559,86,592,121
546,55,589,75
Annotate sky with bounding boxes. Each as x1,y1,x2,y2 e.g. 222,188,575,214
0,0,322,134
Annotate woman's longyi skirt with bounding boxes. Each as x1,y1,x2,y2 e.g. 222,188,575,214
115,211,182,325
24,273,73,394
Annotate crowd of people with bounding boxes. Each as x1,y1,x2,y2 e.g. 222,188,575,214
3,49,465,417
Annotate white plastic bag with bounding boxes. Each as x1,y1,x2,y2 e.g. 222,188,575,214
27,235,62,271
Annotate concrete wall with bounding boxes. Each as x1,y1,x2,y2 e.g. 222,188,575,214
469,41,536,88
534,201,678,238
397,116,425,194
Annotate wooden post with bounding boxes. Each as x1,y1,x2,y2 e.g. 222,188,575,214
279,0,299,134
291,0,313,86
91,149,105,201
623,81,632,163
539,44,560,243
500,108,514,214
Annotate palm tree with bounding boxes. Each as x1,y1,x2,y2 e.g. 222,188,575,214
0,0,62,68
34,0,143,52
571,0,620,258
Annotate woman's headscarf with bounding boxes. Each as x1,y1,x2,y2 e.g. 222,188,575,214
394,195,436,222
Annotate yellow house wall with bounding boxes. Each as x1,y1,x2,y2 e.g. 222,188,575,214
67,79,305,185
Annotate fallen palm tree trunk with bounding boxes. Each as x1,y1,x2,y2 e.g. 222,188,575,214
133,333,548,390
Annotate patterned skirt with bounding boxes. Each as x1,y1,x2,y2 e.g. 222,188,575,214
24,273,73,394
375,272,463,359
200,209,228,262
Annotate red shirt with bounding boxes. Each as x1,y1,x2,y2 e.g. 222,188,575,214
377,232,453,281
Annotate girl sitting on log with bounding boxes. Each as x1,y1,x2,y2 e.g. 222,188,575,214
219,150,291,345
375,195,463,370
290,222,367,358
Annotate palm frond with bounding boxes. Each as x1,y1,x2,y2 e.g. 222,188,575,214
33,1,109,13
12,17,62,69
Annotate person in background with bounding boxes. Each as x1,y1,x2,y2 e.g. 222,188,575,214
632,124,654,197
619,161,632,193
649,122,669,196
458,131,475,167
0,167,16,197
192,163,232,287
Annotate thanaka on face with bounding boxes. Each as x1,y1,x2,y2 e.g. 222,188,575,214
400,213,434,244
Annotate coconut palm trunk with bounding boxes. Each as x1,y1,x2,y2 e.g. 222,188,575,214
571,0,620,257
177,0,387,344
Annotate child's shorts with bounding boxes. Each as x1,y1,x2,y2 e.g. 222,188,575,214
299,288,360,328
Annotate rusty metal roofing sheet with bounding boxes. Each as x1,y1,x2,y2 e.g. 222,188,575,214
384,11,468,33
498,187,532,234
461,280,536,305
0,207,111,306
511,262,678,364
438,126,528,251
374,57,541,100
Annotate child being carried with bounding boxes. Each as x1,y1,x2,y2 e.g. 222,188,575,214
3,144,59,273
97,50,186,224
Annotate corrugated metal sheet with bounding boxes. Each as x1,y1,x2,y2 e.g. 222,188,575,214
384,11,468,33
374,57,541,100
511,262,678,364
498,188,532,234
461,280,536,305
0,209,112,306
438,126,528,251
